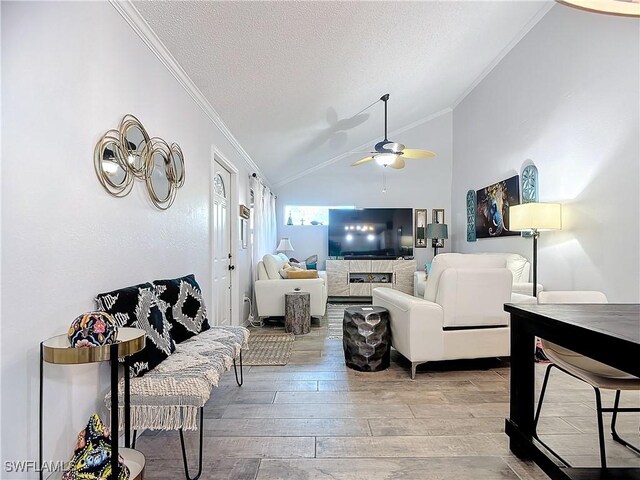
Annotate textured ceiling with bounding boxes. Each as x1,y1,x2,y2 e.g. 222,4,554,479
134,1,551,185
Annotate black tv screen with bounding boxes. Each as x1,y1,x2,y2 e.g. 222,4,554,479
328,208,413,258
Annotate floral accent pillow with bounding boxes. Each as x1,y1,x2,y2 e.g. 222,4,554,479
67,312,118,347
63,414,130,480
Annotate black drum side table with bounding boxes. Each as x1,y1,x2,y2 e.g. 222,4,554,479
343,306,391,372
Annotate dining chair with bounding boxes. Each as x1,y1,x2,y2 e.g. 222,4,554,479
535,290,640,468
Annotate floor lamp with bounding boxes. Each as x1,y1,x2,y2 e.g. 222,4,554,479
426,223,448,257
509,203,562,297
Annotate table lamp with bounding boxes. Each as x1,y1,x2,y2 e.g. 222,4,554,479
426,223,448,257
276,238,294,256
509,202,562,297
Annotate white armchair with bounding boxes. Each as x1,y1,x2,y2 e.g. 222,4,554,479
373,253,513,378
415,253,541,302
254,253,327,319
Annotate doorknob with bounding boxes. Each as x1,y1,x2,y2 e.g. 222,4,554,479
228,265,235,271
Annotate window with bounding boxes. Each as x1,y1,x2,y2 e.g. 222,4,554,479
284,205,354,226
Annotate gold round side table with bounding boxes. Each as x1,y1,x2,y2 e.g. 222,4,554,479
40,327,146,479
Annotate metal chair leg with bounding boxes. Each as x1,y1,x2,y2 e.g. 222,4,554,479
233,350,244,386
132,429,137,449
594,387,608,469
534,363,555,432
611,390,640,455
178,406,204,480
534,364,639,468
531,364,571,467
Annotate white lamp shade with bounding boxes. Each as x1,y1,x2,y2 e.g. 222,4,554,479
509,203,562,231
276,238,294,252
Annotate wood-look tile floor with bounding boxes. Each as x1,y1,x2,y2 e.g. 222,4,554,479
137,307,640,479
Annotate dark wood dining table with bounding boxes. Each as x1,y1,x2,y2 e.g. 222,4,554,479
504,303,640,480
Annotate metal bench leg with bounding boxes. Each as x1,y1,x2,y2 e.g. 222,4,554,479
179,406,204,480
233,350,244,387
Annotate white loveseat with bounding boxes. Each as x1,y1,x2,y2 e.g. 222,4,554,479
373,253,513,378
255,253,328,319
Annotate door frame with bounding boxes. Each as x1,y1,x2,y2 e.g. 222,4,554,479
210,146,240,326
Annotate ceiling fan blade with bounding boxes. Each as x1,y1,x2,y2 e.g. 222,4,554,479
351,156,374,166
388,158,405,169
401,149,436,159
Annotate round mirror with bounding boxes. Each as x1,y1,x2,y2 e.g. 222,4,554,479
151,152,170,199
94,130,133,197
145,138,176,210
119,115,150,179
170,143,185,188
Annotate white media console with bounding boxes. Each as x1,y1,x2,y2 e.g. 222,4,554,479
326,259,416,297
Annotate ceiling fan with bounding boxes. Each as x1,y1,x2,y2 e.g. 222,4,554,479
351,94,436,169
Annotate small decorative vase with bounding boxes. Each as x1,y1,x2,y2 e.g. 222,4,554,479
68,312,118,348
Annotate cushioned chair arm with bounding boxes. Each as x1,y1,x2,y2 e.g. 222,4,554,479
372,287,444,362
512,282,544,295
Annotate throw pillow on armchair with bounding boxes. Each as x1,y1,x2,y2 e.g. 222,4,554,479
305,255,318,270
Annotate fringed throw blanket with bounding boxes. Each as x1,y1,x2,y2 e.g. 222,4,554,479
105,326,249,431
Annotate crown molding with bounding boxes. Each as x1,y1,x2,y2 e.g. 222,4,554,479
273,107,453,188
109,0,267,184
452,1,555,109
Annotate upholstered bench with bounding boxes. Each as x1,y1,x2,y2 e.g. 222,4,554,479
107,326,248,429
96,275,249,480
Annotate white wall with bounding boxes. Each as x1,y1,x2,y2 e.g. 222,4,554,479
452,5,640,302
1,2,256,475
276,112,453,271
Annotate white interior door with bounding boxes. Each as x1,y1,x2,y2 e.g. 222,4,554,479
212,162,232,326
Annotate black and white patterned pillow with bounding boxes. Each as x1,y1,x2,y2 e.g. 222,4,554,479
152,274,210,344
95,282,175,377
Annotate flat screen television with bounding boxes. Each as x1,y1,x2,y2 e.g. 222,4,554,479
328,208,413,259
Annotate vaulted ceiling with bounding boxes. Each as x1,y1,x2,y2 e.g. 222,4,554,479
134,1,551,185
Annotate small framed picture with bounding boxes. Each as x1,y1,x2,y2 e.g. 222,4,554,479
240,219,248,249
414,209,428,248
432,209,445,248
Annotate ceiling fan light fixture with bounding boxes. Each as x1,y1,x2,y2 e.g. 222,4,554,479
350,93,436,170
375,153,398,167
558,0,640,16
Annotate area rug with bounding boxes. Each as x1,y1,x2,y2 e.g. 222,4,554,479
243,333,295,366
326,303,370,339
